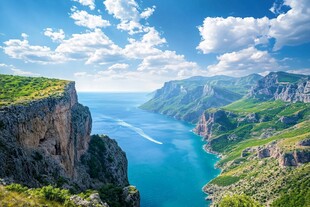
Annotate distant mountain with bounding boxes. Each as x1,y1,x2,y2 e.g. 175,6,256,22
249,71,310,102
141,71,310,206
140,74,262,123
193,72,310,206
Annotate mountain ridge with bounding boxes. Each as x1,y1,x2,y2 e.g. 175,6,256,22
140,73,262,123
141,71,310,206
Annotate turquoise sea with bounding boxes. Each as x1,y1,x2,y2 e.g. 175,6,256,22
78,93,220,207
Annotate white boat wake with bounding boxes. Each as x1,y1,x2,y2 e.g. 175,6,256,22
117,120,163,145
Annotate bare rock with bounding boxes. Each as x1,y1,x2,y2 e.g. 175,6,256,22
70,193,109,207
122,186,140,207
258,148,271,159
299,138,310,146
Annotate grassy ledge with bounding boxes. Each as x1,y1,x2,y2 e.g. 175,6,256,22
0,74,70,107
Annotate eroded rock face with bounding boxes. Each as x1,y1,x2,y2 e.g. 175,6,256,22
0,82,89,185
122,186,140,207
194,110,236,140
0,82,128,190
255,142,310,167
249,72,310,103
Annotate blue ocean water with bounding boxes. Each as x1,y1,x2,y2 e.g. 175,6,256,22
78,93,220,207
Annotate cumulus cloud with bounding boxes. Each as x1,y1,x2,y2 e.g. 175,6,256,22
72,0,95,10
207,47,281,76
270,0,310,50
55,29,122,64
197,17,270,54
103,0,155,34
141,6,156,19
3,34,66,64
123,27,166,58
44,28,65,42
198,0,310,54
138,51,198,72
70,9,110,29
108,63,129,70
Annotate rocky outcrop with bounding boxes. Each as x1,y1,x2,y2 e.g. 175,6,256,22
0,82,89,186
70,193,109,207
194,110,237,140
299,138,310,146
249,72,310,103
122,186,140,207
0,82,132,194
79,135,129,189
255,142,310,167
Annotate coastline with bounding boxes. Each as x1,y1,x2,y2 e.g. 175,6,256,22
192,130,223,206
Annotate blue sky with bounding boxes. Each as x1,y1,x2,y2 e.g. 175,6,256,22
0,0,310,91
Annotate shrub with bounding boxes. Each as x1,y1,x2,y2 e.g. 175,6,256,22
219,194,262,207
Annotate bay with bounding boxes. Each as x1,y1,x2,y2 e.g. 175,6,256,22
78,93,220,207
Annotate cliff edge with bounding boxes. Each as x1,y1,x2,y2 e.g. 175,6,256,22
0,75,139,206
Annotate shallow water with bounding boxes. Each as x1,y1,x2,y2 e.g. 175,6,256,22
78,93,220,207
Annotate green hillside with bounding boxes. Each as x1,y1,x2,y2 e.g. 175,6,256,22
0,74,70,106
202,98,310,206
141,74,262,123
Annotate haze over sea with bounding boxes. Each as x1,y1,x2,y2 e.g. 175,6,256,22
79,93,220,207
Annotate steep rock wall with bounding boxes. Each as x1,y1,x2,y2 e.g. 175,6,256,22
0,82,130,192
249,72,310,103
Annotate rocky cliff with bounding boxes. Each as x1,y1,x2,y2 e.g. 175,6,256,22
193,73,310,206
140,74,261,123
249,71,310,103
0,80,139,206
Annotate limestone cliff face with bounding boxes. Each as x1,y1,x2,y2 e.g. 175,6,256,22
194,109,237,140
256,142,310,167
0,82,88,185
249,72,310,103
0,82,130,192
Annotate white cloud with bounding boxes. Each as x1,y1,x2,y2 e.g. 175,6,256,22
44,28,65,42
74,72,88,77
270,0,310,50
286,68,310,75
207,47,281,76
137,50,199,77
21,33,28,39
123,27,166,59
0,63,40,76
141,6,156,19
55,29,122,64
10,68,40,76
103,0,155,34
108,63,129,70
3,34,66,64
197,17,270,54
86,48,125,65
70,9,110,29
72,0,95,10
269,1,284,15
197,0,310,54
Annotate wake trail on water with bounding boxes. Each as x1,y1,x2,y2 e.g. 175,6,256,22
97,115,163,145
117,120,163,145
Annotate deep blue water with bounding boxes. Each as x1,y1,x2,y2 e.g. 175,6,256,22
78,93,220,207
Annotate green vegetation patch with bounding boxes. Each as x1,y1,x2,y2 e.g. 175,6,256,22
219,194,262,207
271,164,310,207
276,71,305,83
210,175,241,186
0,74,70,106
2,184,74,206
